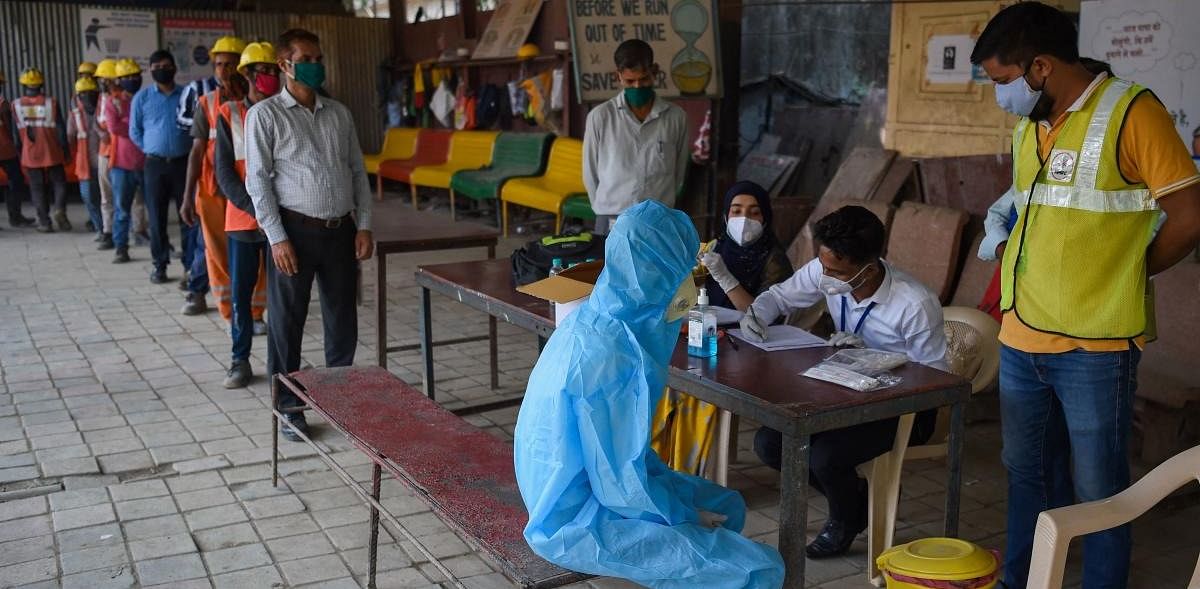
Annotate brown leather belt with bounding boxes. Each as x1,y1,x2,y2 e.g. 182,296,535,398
280,208,353,229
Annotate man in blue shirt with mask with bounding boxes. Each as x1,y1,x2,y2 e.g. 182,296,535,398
131,49,198,286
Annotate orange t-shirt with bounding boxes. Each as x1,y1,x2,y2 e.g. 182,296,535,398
1000,78,1200,353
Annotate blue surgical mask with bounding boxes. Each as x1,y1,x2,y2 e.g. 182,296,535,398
995,72,1042,117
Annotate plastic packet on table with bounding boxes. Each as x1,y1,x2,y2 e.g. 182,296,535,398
802,349,908,392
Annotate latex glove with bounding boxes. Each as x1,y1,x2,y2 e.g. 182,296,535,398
829,331,866,348
699,252,739,293
739,307,768,342
698,510,729,529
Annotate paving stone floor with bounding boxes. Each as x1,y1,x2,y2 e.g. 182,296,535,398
1,202,1197,588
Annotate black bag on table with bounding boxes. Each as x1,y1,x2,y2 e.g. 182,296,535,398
511,230,605,286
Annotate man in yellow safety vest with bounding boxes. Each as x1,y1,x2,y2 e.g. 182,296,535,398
972,3,1200,588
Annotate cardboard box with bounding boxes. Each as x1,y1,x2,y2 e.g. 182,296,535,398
516,260,604,325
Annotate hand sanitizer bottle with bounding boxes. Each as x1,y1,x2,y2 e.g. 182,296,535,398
688,287,718,358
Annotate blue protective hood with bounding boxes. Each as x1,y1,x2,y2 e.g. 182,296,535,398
514,201,785,589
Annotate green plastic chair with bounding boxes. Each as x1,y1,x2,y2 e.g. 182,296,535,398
560,194,595,225
450,132,553,224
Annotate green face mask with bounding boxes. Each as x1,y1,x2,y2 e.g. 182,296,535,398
288,61,326,90
624,86,655,108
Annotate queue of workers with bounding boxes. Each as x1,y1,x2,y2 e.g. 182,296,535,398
519,3,1200,588
1,30,375,446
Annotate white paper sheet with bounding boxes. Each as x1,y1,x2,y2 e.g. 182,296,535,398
711,306,744,325
728,325,829,351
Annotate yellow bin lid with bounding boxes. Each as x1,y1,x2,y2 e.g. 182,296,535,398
876,538,997,581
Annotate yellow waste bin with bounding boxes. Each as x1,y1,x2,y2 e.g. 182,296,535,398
876,537,999,589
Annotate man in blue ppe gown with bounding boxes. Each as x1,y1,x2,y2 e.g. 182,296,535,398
514,200,786,589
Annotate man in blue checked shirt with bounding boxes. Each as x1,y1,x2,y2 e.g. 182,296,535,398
131,49,204,288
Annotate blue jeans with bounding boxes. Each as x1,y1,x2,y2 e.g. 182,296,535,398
110,168,143,249
79,177,103,232
187,226,209,294
229,237,267,362
1000,345,1140,589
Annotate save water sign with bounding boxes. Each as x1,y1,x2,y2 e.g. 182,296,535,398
568,0,722,102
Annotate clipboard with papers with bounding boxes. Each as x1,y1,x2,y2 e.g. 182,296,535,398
727,325,829,352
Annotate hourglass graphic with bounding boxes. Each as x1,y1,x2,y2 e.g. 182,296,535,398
670,0,712,96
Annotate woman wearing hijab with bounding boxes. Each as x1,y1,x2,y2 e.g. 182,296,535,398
514,201,785,589
700,181,793,311
649,181,793,478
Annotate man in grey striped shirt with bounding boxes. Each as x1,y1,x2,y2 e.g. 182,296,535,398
245,28,374,441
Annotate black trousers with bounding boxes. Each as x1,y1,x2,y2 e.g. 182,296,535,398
27,165,66,226
267,212,358,409
1,157,29,223
142,155,188,272
754,409,936,528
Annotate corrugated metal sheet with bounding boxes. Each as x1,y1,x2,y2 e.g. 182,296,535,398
0,2,386,151
0,2,87,112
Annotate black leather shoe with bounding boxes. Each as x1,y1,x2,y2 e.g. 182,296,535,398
806,518,867,558
150,269,169,284
280,412,309,442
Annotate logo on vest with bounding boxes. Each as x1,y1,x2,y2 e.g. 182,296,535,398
1049,149,1077,183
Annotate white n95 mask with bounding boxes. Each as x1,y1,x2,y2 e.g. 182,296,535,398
818,264,870,296
666,276,697,322
726,216,764,246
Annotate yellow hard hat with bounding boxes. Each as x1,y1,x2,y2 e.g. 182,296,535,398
19,67,45,87
95,59,117,80
115,58,141,78
211,36,248,57
517,43,541,60
238,42,277,75
78,61,97,76
75,77,99,93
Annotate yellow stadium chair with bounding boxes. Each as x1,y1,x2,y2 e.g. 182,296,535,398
410,131,499,212
363,128,418,177
499,137,585,237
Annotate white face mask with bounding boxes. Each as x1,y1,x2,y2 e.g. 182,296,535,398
666,276,697,323
726,216,764,246
818,264,871,296
995,73,1042,117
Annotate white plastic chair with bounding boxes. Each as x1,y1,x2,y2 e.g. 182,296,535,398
863,306,1001,585
1027,444,1200,589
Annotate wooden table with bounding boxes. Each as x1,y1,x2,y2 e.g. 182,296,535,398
414,258,972,588
371,200,501,386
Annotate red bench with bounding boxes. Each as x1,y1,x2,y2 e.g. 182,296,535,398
271,367,586,589
375,129,452,202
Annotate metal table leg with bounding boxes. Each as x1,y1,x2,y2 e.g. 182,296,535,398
780,433,811,589
367,463,382,588
419,286,436,400
271,377,279,487
487,245,498,389
376,251,388,368
944,401,966,536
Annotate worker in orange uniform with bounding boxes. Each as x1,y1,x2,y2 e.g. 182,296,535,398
0,69,36,228
179,36,264,326
68,76,105,236
213,42,278,388
14,67,71,233
93,58,117,247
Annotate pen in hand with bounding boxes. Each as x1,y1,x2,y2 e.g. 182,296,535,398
722,330,740,351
